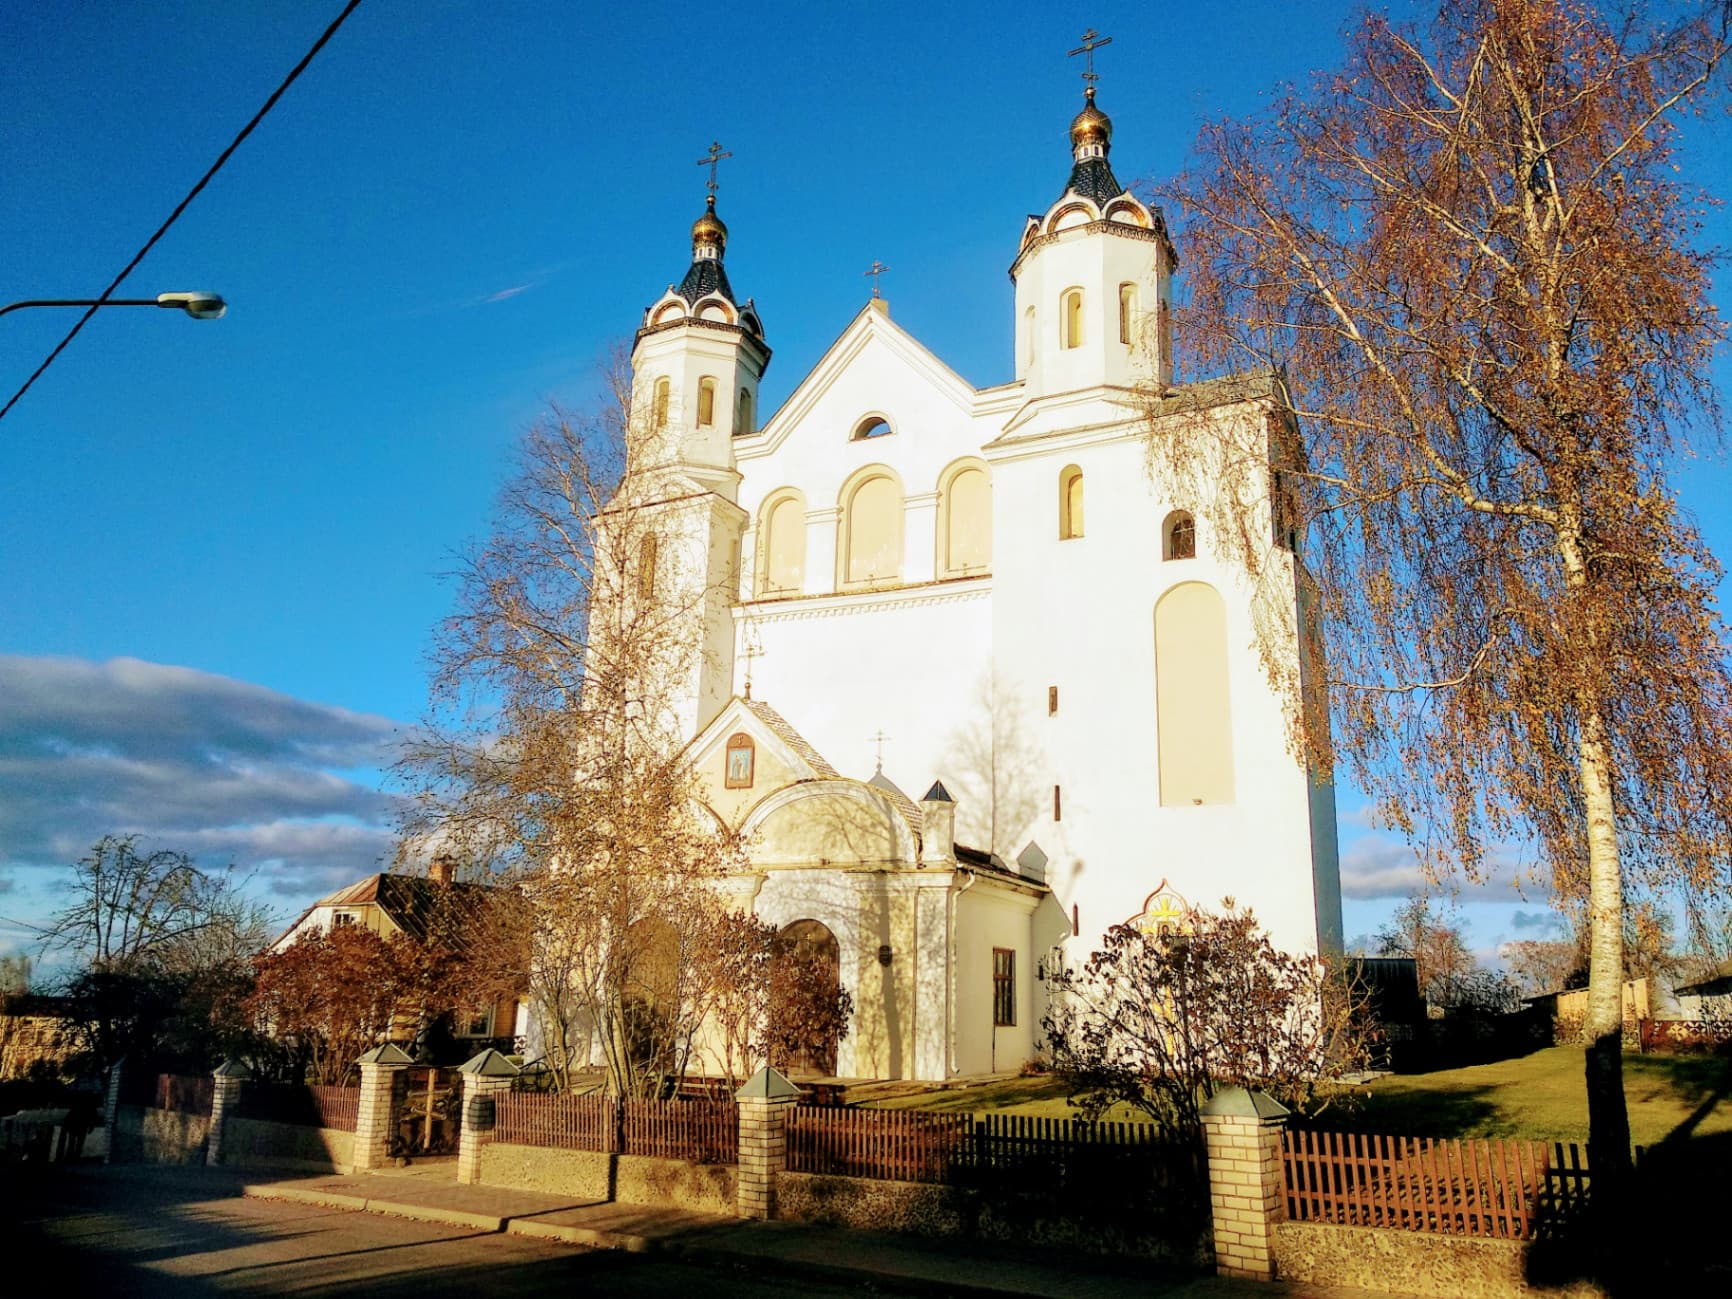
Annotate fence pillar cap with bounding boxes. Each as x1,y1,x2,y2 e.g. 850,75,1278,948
212,1059,251,1079
1200,1087,1289,1120
357,1043,415,1067
458,1047,521,1078
735,1066,802,1101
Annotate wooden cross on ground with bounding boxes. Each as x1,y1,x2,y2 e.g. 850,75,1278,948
864,259,890,299
1068,27,1113,92
696,140,733,197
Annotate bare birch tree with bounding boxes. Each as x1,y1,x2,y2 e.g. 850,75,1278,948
1157,0,1732,1171
399,374,747,1097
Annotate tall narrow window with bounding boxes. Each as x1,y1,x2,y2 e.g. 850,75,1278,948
938,460,991,577
736,387,754,437
843,471,903,586
1119,283,1137,345
638,534,657,601
652,377,669,429
1023,305,1036,369
1048,686,1058,715
992,948,1016,1026
1164,510,1196,560
697,377,716,427
1053,785,1062,821
1061,289,1084,349
1058,465,1084,539
759,492,806,596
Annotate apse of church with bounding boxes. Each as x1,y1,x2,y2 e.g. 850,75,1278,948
611,39,1342,1080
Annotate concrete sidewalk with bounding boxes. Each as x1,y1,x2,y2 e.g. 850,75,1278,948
240,1163,1404,1299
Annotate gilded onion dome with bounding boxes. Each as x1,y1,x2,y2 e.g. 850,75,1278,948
691,195,728,256
1069,89,1113,154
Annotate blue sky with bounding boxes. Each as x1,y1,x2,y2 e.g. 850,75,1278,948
2,2,1728,971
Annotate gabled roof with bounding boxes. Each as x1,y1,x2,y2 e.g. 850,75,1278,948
741,697,840,778
278,873,501,948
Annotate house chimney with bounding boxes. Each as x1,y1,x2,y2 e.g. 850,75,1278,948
429,854,457,886
920,780,956,866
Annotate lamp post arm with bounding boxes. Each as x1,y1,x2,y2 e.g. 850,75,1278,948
1,299,165,317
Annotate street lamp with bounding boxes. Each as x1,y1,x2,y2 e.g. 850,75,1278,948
0,292,227,320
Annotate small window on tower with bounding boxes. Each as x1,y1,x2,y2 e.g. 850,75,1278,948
652,378,670,429
697,377,716,427
724,732,755,789
1119,283,1138,345
1164,510,1196,561
736,387,754,437
1058,465,1084,540
1061,289,1084,349
1048,686,1059,715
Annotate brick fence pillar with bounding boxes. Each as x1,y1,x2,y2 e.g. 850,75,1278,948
353,1043,413,1171
456,1048,520,1185
205,1059,249,1166
101,1056,125,1164
734,1066,801,1220
1201,1087,1291,1281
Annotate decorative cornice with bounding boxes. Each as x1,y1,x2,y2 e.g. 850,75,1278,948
737,576,991,623
1009,218,1163,280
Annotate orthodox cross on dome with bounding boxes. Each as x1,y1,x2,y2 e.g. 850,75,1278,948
863,259,890,299
868,728,892,771
696,140,733,199
1068,27,1113,94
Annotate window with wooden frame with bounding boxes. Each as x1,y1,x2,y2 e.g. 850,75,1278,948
992,948,1016,1026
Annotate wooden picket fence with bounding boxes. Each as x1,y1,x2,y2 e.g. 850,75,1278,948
235,1082,360,1132
491,1093,737,1163
787,1106,970,1184
1283,1130,1592,1240
785,1106,1203,1200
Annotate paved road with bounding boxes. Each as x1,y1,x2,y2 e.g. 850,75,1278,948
0,1166,894,1297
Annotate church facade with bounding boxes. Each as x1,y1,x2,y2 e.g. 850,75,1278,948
622,85,1342,1081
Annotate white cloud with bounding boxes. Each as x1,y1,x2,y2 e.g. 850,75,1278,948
1338,831,1541,903
0,655,402,901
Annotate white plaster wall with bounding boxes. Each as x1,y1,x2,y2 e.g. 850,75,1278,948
953,881,1042,1076
1014,224,1164,398
986,412,1334,962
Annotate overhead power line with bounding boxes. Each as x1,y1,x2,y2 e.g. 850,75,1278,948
0,0,367,424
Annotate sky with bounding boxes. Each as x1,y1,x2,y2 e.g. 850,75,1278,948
3,1,1729,975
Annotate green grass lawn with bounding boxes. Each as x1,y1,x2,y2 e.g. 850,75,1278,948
863,1048,1732,1146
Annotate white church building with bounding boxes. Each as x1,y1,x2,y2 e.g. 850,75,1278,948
621,82,1343,1081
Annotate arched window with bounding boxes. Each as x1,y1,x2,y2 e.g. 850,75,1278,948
843,470,903,586
1164,510,1196,560
1058,465,1084,540
697,376,716,427
772,920,843,1074
724,732,756,788
652,377,669,429
736,387,754,437
938,460,991,577
1119,283,1138,345
638,534,657,601
758,491,806,597
1154,582,1234,806
852,415,893,440
1022,305,1036,370
1061,289,1084,349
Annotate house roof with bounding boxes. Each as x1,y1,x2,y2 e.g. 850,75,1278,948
741,697,841,779
277,872,500,948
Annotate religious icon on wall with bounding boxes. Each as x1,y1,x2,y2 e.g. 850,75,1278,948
725,733,755,788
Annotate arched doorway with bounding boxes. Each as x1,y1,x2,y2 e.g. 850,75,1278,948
770,919,845,1076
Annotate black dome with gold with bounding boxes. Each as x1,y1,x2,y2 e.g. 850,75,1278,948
1062,88,1127,206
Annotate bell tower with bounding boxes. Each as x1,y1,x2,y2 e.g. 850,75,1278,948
1009,43,1176,401
621,147,773,739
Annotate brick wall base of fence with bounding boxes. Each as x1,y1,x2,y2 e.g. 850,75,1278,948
458,1074,513,1185
736,1095,792,1219
206,1064,247,1167
1274,1221,1607,1299
1201,1089,1290,1281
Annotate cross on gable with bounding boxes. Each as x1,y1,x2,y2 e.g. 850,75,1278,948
696,140,734,198
868,729,892,768
1067,27,1114,92
863,259,890,298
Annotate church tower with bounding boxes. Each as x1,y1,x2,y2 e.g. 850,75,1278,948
1009,83,1176,400
623,158,771,739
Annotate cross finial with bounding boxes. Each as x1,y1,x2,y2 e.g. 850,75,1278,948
696,140,734,199
1068,27,1113,94
863,260,890,299
740,620,764,701
868,729,891,770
